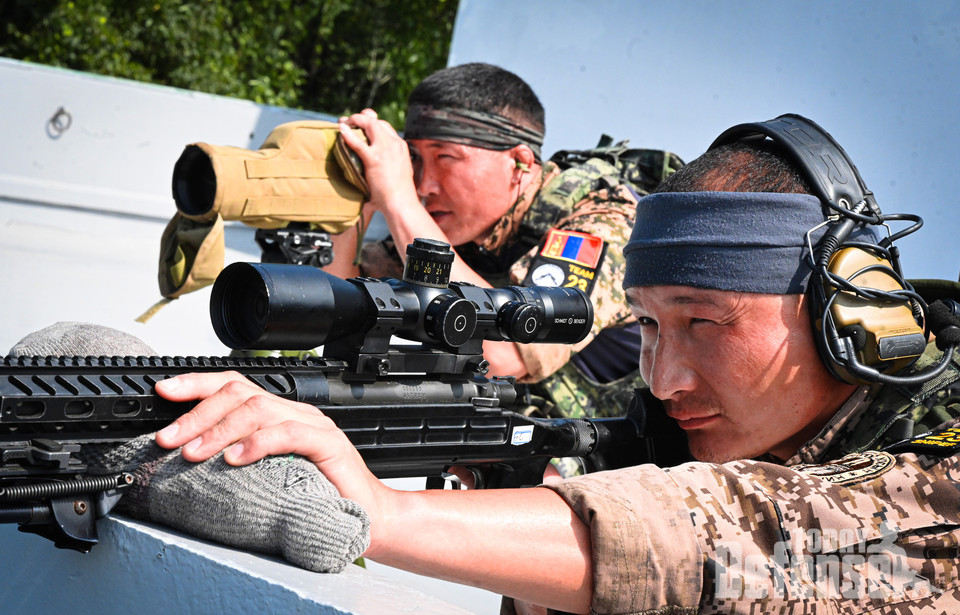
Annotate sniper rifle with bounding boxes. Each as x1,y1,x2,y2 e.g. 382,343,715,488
0,239,684,552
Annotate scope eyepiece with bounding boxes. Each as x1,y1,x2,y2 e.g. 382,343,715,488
483,286,593,345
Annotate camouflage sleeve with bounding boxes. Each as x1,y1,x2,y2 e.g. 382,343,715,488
547,438,960,612
545,464,704,611
509,184,637,383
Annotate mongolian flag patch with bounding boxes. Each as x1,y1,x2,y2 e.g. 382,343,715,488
541,229,605,268
523,228,606,296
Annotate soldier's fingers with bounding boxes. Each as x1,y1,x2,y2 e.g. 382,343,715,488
221,416,349,468
155,370,253,402
177,391,320,462
542,463,563,484
155,375,275,449
340,111,376,131
339,120,370,152
344,113,400,145
445,465,478,490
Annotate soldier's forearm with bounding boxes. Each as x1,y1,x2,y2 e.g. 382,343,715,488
326,211,372,279
369,486,593,614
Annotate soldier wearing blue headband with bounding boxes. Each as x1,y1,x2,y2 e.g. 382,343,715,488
96,118,960,613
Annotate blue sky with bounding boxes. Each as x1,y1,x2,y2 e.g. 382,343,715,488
450,0,960,281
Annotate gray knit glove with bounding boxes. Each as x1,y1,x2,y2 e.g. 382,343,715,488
9,322,370,573
79,435,370,573
9,321,157,356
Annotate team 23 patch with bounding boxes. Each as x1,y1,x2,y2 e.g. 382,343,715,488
523,228,606,295
884,426,960,457
793,450,896,486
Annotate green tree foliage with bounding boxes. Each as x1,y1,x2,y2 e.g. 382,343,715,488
0,0,458,128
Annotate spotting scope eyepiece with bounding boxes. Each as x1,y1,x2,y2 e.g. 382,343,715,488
210,239,594,354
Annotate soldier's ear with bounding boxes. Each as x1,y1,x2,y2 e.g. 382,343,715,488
510,145,536,181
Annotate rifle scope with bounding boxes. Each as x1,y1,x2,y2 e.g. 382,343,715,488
210,238,594,350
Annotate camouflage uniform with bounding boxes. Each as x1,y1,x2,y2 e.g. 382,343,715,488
541,342,960,614
361,153,682,421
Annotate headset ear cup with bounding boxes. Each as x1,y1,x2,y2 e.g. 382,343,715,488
713,114,947,387
814,245,927,384
837,324,867,351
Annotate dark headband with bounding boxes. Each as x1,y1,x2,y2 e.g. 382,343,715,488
622,192,882,294
404,105,544,163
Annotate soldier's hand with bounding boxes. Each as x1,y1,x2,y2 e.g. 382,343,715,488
153,371,393,541
338,110,417,214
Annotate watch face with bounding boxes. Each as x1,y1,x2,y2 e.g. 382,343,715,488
530,263,565,287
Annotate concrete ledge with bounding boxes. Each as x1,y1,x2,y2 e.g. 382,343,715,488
0,514,478,614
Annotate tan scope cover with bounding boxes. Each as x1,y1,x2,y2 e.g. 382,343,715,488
158,213,225,299
184,121,369,232
137,212,227,322
148,121,369,311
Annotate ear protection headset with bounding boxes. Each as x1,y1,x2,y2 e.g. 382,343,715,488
708,114,956,386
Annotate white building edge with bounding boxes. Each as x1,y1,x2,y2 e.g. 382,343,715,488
0,57,497,613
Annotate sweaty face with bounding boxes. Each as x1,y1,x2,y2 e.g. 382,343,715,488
408,139,520,247
627,286,857,463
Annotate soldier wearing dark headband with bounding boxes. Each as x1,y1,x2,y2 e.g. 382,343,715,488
403,105,546,162
153,116,960,613
333,62,682,426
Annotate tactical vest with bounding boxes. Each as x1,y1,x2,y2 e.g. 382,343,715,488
822,341,960,461
460,139,684,420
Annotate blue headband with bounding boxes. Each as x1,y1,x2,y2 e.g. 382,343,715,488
622,192,882,294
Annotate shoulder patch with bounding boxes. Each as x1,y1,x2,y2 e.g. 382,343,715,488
522,229,607,295
884,426,960,457
793,450,896,486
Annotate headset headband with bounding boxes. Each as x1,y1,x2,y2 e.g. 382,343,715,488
708,114,881,221
706,113,954,387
